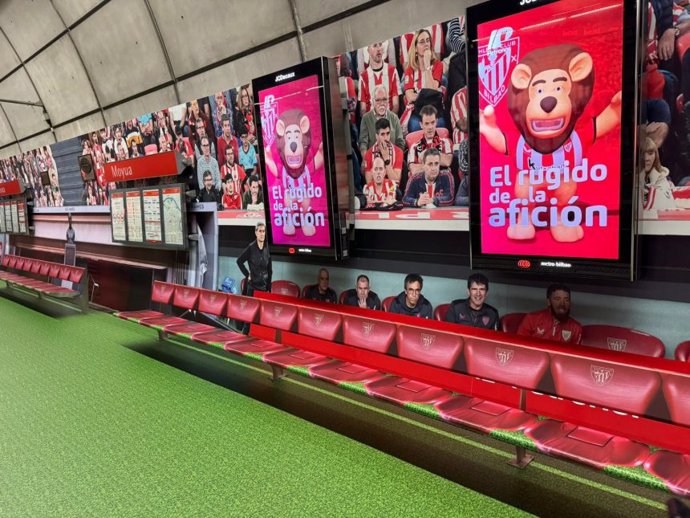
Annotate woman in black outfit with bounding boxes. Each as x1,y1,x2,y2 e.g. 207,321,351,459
236,222,272,297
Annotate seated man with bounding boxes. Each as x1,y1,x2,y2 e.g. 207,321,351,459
445,273,499,330
359,85,405,157
407,105,452,177
303,268,337,303
403,148,453,207
517,283,582,344
222,174,242,209
389,273,432,318
242,175,264,209
342,274,382,310
363,118,404,184
198,170,221,204
363,156,399,208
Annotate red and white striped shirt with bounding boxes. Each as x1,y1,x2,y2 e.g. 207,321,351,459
358,64,401,113
450,87,468,150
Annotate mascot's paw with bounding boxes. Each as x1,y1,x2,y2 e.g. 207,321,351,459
550,224,584,242
507,223,535,240
283,221,296,236
302,223,316,237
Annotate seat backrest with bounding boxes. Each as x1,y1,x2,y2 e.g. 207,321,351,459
198,290,228,316
172,286,200,310
338,290,350,304
551,355,661,414
15,257,26,270
464,338,550,389
259,300,298,331
342,315,396,353
675,340,690,362
30,260,42,274
661,373,690,426
226,295,260,322
151,281,176,305
69,267,85,284
397,324,463,369
500,313,526,334
58,265,72,281
271,280,300,298
39,262,51,276
382,296,396,312
581,324,665,358
1,255,9,267
433,303,450,321
7,255,17,268
48,264,61,278
297,306,342,341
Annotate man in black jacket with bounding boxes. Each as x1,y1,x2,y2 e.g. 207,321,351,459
389,273,432,319
342,274,381,310
445,273,500,330
236,222,272,296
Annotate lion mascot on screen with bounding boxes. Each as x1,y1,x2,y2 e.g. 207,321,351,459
266,109,324,236
480,43,622,242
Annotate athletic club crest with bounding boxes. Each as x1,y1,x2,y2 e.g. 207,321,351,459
361,321,375,337
273,305,283,317
482,316,491,327
495,347,514,366
261,94,278,147
478,27,520,106
606,337,627,352
420,333,436,350
312,313,324,327
239,299,247,310
562,330,572,342
590,365,614,386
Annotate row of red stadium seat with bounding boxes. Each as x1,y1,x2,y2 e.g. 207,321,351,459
116,282,690,496
0,254,87,308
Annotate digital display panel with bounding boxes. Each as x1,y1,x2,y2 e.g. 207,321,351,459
468,0,638,279
254,57,348,260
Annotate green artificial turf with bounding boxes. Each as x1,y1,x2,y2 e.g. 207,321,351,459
0,297,532,517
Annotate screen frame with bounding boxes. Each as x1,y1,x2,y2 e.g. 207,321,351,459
109,183,188,250
467,0,641,280
252,57,342,259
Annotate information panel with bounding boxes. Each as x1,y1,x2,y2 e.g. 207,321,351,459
110,184,187,250
17,201,26,234
125,190,143,242
468,0,638,279
0,202,5,233
4,203,11,233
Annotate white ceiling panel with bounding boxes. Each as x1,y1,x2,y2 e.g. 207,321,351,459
0,143,21,160
103,85,178,126
19,131,56,153
71,0,172,106
0,69,50,140
295,0,370,28
149,0,295,77
0,31,21,79
177,39,301,103
0,108,16,147
0,0,65,61
52,0,104,27
26,35,100,125
54,112,105,142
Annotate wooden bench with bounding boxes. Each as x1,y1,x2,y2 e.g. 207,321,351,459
0,254,88,312
115,282,690,497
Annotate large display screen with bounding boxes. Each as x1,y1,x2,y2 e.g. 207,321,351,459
254,57,348,259
110,184,187,250
468,0,638,279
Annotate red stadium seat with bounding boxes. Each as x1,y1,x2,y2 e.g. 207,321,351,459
405,128,450,149
365,325,463,406
144,144,158,155
381,296,396,312
302,284,316,298
30,260,42,274
139,286,201,329
39,262,51,276
675,341,690,362
164,290,229,336
338,290,349,304
259,300,298,332
525,355,661,468
1,255,9,267
500,313,525,334
433,303,450,321
437,338,548,433
644,451,690,497
115,281,176,322
580,325,665,358
226,294,260,323
262,303,330,369
308,315,395,385
271,280,300,298
661,373,690,427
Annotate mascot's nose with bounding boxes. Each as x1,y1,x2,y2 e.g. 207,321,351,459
540,96,558,113
290,142,298,153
